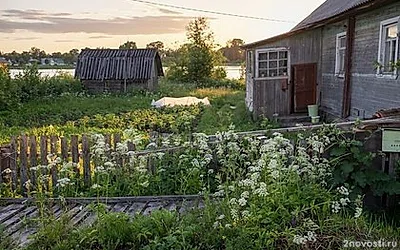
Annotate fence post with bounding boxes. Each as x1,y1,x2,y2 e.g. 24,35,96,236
61,137,68,161
114,134,122,167
82,135,91,187
29,136,37,188
50,136,58,189
71,135,79,178
10,137,17,192
20,135,29,196
40,136,49,190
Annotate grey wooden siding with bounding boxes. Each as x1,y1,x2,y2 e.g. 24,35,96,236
320,20,347,117
320,1,400,118
251,29,322,117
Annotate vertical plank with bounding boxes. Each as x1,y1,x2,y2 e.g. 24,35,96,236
50,136,58,189
71,135,79,177
29,136,37,188
40,136,49,190
114,133,121,150
127,141,135,151
10,137,17,191
82,135,91,187
105,134,111,149
20,135,29,196
61,137,68,161
114,134,122,167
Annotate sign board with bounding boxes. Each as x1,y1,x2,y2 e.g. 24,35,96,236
382,128,400,152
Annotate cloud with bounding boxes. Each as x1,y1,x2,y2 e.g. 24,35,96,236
2,9,72,19
13,37,40,41
157,8,182,15
55,39,76,43
89,35,113,39
0,9,193,35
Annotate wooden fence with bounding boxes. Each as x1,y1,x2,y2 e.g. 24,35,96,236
1,118,399,206
0,134,143,196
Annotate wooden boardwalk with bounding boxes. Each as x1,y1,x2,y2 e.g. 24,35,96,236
0,195,202,247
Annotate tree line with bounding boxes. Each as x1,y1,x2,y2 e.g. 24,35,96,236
0,37,245,67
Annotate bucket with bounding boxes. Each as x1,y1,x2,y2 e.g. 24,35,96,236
311,116,320,124
307,104,318,117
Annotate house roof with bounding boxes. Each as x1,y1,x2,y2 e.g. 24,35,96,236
0,195,201,247
243,0,391,49
0,57,8,64
75,49,164,81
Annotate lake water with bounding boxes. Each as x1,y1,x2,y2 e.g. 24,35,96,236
9,66,242,80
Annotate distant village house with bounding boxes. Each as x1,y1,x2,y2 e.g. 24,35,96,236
244,0,400,120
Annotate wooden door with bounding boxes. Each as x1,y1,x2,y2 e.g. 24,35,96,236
293,63,317,112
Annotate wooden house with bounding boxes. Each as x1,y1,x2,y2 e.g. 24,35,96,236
244,0,400,119
75,49,164,93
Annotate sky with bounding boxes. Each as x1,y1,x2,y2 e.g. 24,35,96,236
0,0,326,53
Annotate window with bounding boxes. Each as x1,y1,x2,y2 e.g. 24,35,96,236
378,17,399,75
335,32,346,77
256,49,289,78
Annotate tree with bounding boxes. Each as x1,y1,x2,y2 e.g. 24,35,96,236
219,38,245,63
119,41,137,49
146,41,164,51
176,17,225,84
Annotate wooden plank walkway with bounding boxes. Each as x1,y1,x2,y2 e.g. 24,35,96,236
0,195,202,247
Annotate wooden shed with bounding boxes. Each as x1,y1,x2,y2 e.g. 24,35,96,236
244,0,400,120
75,49,164,93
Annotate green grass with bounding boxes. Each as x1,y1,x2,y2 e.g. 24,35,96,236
0,79,265,144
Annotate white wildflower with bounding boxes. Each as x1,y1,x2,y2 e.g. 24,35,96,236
354,207,362,218
238,197,247,207
217,214,225,220
91,184,102,189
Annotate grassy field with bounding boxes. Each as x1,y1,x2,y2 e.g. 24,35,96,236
0,79,266,144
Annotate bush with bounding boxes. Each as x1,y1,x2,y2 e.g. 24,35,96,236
0,65,83,112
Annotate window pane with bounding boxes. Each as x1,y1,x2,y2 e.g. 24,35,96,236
339,36,346,48
259,70,267,77
387,25,398,39
269,52,278,60
279,60,288,67
268,69,278,77
279,68,288,76
259,52,268,60
279,51,288,59
259,62,268,69
340,51,345,73
269,60,277,68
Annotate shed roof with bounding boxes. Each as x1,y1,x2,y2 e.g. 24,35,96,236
243,0,391,48
75,49,164,81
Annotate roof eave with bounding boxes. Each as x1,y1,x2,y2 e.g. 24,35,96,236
242,0,390,49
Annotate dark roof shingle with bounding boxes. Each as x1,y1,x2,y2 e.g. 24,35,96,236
292,0,373,31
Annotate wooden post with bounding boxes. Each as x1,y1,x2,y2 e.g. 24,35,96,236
105,134,111,149
10,137,17,191
61,137,68,161
50,136,58,189
114,133,122,167
82,135,91,187
29,136,37,188
40,136,49,190
20,136,29,196
71,135,79,177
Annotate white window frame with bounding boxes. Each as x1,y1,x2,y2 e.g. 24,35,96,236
377,16,400,77
255,48,290,80
335,32,347,78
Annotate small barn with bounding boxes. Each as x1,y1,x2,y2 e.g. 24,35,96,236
244,0,400,120
75,49,164,93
